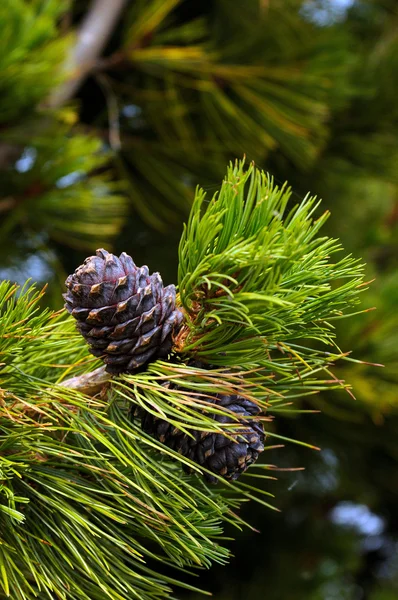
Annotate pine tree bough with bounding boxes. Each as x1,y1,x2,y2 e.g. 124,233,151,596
64,247,265,482
0,160,368,599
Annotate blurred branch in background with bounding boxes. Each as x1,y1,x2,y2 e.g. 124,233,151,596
49,0,129,108
0,0,128,297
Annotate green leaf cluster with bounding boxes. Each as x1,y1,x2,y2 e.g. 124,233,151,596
1,121,127,250
292,3,398,415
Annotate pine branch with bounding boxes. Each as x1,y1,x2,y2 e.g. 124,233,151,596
0,281,273,598
49,0,129,108
0,160,369,599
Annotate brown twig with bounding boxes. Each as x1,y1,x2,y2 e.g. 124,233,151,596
0,367,111,432
59,365,112,395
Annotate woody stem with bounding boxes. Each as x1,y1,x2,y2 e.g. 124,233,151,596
60,365,112,395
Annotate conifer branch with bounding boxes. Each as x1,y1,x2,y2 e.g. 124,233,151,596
0,161,369,599
49,0,129,108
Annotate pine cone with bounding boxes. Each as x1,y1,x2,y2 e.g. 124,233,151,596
133,388,265,483
64,249,183,374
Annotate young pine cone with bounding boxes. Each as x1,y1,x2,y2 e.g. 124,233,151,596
64,249,183,374
133,389,265,483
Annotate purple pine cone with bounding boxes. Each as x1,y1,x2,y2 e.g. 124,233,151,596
134,388,265,483
64,249,184,374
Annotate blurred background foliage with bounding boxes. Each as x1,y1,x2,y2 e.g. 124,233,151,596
0,0,397,598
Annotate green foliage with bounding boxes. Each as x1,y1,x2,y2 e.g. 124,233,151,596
178,161,364,369
0,1,128,288
0,0,67,124
1,0,398,597
299,6,398,410
114,0,355,225
0,283,238,599
0,161,367,598
1,119,127,250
